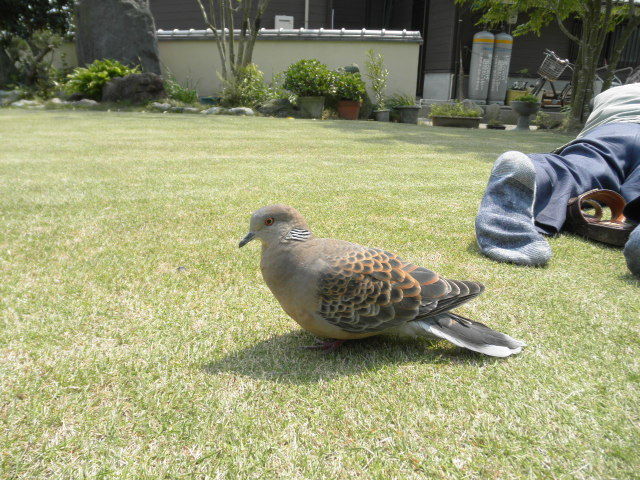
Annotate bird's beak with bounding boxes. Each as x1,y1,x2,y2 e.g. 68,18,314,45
238,232,255,248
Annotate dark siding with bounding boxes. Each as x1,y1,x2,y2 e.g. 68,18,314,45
423,0,456,73
332,0,414,29
604,22,640,69
332,0,367,28
389,0,413,29
509,24,574,78
149,0,330,30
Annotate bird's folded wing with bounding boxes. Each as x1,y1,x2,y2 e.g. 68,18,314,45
316,244,479,334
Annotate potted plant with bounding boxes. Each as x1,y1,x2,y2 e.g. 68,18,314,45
387,93,420,124
333,70,366,120
429,101,483,128
365,49,389,121
283,59,333,119
510,93,541,131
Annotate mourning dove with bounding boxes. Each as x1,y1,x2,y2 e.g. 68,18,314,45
239,204,525,357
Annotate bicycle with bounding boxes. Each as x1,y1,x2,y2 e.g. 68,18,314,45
530,49,573,108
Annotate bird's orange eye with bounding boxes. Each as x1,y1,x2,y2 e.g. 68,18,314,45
264,217,274,226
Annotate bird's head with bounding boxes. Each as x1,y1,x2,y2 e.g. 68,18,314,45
239,204,310,248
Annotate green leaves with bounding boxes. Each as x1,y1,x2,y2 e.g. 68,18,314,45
220,63,272,107
429,101,483,118
65,59,141,100
365,50,389,109
333,71,367,102
283,59,334,97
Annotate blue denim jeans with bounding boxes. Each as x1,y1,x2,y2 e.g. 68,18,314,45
528,122,640,235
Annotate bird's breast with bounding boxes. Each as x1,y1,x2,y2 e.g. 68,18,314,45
259,247,379,339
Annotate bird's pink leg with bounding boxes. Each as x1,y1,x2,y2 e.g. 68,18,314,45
300,339,346,352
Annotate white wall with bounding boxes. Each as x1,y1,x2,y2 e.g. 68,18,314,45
56,36,421,98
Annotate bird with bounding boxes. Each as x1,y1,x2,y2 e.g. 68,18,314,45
239,204,526,357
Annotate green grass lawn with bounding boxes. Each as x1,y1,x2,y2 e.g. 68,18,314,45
1,110,638,480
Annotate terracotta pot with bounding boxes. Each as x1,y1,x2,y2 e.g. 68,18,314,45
337,100,361,120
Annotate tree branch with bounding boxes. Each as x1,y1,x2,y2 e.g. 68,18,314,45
195,0,228,79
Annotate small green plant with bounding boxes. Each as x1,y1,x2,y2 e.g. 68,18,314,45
333,71,366,102
283,59,333,97
164,73,199,104
533,111,563,129
429,101,482,118
65,59,140,100
386,93,417,108
220,63,270,107
514,93,540,104
365,50,388,110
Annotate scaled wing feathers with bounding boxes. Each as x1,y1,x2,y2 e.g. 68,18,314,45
316,244,484,334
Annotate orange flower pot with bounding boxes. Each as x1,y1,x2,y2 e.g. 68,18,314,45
337,100,361,120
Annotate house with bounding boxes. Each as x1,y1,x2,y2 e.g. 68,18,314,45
148,0,639,99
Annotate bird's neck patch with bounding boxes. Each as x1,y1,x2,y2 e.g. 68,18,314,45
284,228,312,242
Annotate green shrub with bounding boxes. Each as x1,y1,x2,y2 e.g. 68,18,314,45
386,93,417,108
513,93,540,104
3,30,63,98
533,111,562,129
333,71,366,102
164,74,199,104
283,59,333,97
65,59,140,100
220,63,271,108
430,101,482,118
365,50,388,109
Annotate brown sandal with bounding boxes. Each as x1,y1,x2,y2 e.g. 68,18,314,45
565,189,637,247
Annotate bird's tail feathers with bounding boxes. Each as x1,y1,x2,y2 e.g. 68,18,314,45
414,313,526,357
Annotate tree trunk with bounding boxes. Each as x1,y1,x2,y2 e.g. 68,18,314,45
196,0,271,84
567,1,612,126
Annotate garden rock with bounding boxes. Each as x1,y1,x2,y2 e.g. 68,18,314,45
229,107,255,116
0,90,21,106
182,107,200,114
257,99,296,117
169,106,185,113
484,103,500,121
149,102,171,111
201,106,227,115
102,73,165,104
11,99,41,108
71,99,99,107
76,0,161,74
462,99,480,111
46,98,72,108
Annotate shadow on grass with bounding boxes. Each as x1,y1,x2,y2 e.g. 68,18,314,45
201,330,499,384
318,120,571,153
619,272,640,286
